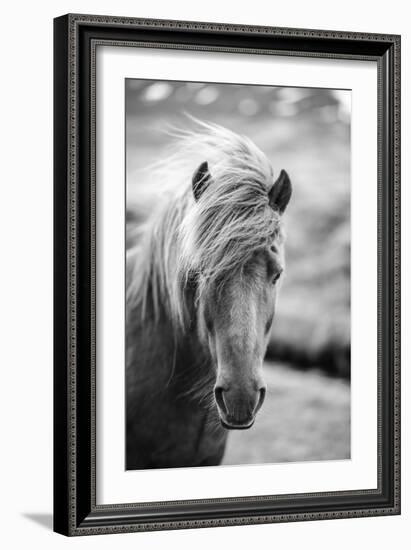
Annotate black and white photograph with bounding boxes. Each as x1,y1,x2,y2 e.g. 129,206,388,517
125,79,351,470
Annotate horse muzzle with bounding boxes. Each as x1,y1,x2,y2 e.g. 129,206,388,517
214,384,266,430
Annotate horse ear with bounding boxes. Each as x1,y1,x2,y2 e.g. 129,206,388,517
268,169,292,214
192,161,211,201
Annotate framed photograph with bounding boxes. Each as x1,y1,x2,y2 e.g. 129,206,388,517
53,14,401,536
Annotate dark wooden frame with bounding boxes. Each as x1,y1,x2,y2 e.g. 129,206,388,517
54,13,401,536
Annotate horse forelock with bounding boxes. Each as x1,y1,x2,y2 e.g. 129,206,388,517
177,120,282,298
127,118,283,331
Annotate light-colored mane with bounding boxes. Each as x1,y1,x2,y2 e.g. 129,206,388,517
127,119,283,330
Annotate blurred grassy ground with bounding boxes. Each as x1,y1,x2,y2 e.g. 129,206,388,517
126,81,351,379
223,360,350,464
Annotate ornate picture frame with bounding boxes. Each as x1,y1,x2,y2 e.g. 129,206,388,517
53,14,400,536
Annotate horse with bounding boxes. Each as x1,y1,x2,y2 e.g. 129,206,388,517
126,119,292,469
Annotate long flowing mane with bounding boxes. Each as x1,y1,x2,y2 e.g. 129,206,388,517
127,119,283,331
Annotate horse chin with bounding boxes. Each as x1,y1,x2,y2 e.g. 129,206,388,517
220,418,255,430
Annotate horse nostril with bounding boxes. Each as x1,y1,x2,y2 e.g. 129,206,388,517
254,387,266,413
214,386,228,415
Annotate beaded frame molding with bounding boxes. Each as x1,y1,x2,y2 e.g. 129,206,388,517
53,13,401,536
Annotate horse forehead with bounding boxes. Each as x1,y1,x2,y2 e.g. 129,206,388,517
219,263,267,304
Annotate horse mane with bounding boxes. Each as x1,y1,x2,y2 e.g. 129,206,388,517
127,118,283,331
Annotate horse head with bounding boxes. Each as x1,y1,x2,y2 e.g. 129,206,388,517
189,162,292,429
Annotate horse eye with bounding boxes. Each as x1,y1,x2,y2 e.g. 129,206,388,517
271,269,282,285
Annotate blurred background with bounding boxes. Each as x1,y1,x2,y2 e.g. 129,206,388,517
126,80,351,464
